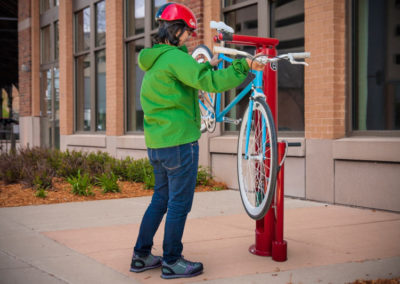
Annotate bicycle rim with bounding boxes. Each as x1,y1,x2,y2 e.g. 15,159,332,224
192,45,216,133
237,97,278,220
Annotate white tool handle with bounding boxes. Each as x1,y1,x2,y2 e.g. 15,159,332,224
288,52,311,59
213,46,249,57
210,21,234,33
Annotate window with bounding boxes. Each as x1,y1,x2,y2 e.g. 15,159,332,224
222,0,305,133
74,0,106,132
223,2,259,132
352,0,400,132
271,0,305,133
40,0,60,148
125,0,166,132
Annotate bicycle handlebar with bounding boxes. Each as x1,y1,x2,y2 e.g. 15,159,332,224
213,46,310,66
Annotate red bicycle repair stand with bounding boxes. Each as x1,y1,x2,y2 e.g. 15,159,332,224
248,44,287,261
249,142,287,262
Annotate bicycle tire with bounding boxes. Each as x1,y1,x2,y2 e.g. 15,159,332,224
237,96,278,220
192,45,217,133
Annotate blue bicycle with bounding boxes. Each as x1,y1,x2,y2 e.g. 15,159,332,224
192,22,309,220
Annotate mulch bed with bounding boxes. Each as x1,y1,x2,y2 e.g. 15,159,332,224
0,179,226,207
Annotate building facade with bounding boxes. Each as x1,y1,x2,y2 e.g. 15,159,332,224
18,0,400,212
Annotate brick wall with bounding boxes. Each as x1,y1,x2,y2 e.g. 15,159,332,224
59,0,74,135
304,0,346,139
106,0,124,136
18,0,32,117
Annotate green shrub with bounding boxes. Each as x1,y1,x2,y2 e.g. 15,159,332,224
96,172,120,193
86,151,113,178
67,170,93,196
35,188,47,198
0,151,22,184
31,166,53,190
197,166,212,186
143,163,155,189
57,150,88,178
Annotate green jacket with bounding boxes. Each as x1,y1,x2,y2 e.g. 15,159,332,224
138,44,249,149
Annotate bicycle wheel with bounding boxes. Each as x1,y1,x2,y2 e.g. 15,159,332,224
237,96,278,220
192,44,216,133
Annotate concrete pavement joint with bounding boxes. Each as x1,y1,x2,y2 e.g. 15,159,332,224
0,248,69,284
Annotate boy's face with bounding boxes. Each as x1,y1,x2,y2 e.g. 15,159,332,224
178,29,192,46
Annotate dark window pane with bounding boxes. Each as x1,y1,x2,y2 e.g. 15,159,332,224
75,7,91,53
271,0,305,132
126,38,145,132
54,21,59,60
54,0,59,6
152,0,167,29
96,50,106,131
126,0,145,36
40,0,51,14
41,25,51,64
352,0,400,131
76,54,91,131
54,67,59,122
96,1,106,47
223,4,258,132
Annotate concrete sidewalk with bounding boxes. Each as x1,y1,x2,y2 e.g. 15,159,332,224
0,190,399,284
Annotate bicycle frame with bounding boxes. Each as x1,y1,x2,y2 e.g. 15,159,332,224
208,54,264,123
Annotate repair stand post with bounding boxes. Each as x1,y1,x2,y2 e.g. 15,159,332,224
249,142,287,261
248,43,287,261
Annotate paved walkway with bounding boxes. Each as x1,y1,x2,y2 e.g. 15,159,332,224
0,190,399,284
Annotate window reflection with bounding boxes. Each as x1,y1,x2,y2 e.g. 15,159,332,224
224,4,258,132
96,50,106,131
75,7,91,52
126,39,145,132
96,1,106,47
41,26,51,64
76,55,91,131
126,0,145,36
352,0,400,130
40,0,51,14
54,21,59,60
152,0,167,29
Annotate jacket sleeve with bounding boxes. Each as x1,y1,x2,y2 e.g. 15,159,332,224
169,51,250,93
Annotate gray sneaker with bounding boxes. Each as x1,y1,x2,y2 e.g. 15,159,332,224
130,253,162,273
161,257,203,279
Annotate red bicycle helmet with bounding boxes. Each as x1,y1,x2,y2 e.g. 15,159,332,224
155,2,197,36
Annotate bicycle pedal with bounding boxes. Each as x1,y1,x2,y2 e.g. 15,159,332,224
223,117,242,125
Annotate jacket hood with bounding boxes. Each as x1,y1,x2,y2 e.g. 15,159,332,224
138,44,188,71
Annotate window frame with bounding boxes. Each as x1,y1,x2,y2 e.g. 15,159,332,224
73,0,106,133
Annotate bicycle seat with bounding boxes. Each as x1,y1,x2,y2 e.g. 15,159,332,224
210,21,234,33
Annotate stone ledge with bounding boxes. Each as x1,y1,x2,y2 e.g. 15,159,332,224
333,137,400,162
65,134,106,148
116,135,146,150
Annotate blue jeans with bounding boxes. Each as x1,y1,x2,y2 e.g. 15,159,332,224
134,141,199,264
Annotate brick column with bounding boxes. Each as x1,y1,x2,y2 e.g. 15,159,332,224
203,0,220,50
304,0,346,139
304,0,346,203
18,0,32,118
31,0,40,117
59,0,74,136
106,0,124,136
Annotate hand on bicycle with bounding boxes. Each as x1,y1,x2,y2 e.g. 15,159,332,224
246,52,266,71
210,54,222,67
